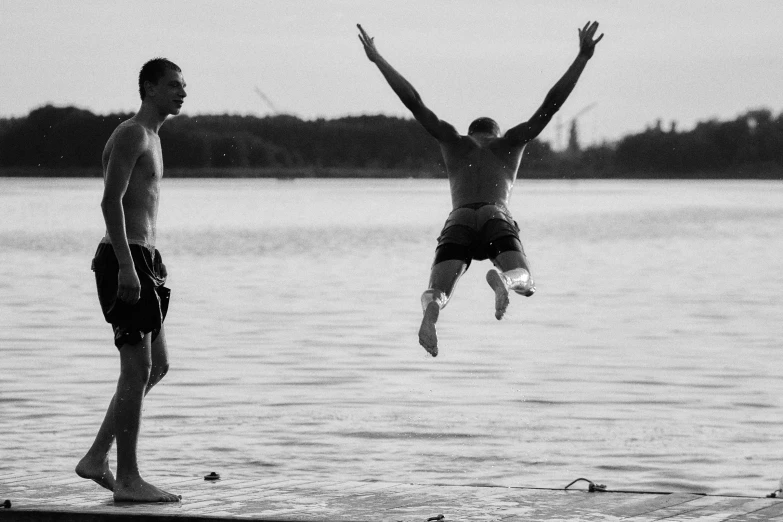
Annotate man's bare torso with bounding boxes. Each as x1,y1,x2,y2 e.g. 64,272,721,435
102,119,163,247
440,135,526,209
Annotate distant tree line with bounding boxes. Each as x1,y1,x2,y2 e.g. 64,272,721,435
0,104,781,178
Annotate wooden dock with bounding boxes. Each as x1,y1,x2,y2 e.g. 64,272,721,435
2,472,783,521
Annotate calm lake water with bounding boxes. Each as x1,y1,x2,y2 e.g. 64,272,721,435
1,177,782,496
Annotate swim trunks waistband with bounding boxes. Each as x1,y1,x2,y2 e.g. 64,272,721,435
457,202,508,212
100,236,155,252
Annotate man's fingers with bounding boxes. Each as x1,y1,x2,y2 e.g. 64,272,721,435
358,24,376,48
594,33,604,44
582,21,590,32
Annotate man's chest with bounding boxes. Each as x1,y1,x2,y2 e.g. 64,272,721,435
136,144,164,180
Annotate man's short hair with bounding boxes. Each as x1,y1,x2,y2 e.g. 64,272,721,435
138,58,181,100
468,117,500,136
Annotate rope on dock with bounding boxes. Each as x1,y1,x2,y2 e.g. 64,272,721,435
563,478,696,496
564,477,607,492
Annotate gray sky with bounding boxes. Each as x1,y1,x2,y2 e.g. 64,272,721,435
3,0,782,147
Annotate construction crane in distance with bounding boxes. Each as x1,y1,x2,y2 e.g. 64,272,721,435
254,86,279,115
555,102,597,153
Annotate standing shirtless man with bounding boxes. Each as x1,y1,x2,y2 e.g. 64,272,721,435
358,22,603,356
75,58,186,502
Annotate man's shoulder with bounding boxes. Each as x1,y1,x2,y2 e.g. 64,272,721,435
115,119,149,140
110,120,151,152
485,136,527,156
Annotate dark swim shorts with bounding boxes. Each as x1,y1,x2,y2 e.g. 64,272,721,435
92,242,170,349
433,202,525,268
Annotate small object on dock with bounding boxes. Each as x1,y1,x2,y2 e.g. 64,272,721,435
2,499,11,509
204,472,221,481
564,477,607,492
768,476,783,497
427,515,444,521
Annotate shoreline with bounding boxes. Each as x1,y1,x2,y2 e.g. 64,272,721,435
1,167,781,180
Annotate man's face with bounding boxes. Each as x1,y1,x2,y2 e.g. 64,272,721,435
147,69,187,116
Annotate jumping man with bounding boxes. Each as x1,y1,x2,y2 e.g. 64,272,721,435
358,22,603,356
75,58,186,502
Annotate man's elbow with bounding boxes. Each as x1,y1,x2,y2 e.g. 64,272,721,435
402,96,424,116
100,196,122,214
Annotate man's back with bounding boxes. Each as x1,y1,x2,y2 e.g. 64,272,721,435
440,135,525,209
101,119,162,246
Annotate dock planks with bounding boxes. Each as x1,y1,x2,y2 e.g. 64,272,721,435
1,472,782,521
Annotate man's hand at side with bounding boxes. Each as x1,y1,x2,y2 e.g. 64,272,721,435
117,265,141,304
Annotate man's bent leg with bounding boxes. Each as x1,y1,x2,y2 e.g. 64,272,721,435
76,327,171,491
113,334,179,503
419,259,467,357
487,250,536,320
75,395,117,491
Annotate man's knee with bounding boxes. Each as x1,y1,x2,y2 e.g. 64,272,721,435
421,288,449,312
502,268,535,295
149,362,170,387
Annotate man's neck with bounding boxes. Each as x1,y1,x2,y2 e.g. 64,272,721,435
134,102,168,133
467,133,498,146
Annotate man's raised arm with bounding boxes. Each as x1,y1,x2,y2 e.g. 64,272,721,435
505,21,604,145
357,24,460,143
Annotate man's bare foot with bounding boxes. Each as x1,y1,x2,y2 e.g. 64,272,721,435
113,477,181,503
486,269,510,320
418,301,440,357
75,455,115,491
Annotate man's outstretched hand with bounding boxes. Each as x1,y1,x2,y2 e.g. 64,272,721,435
357,24,380,62
578,21,604,59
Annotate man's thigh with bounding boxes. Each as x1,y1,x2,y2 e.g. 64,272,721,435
150,325,169,370
118,334,153,372
428,259,468,295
